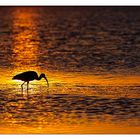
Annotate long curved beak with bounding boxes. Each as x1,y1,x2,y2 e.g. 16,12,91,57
44,76,49,87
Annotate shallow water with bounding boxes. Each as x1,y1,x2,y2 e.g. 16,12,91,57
0,7,140,133
0,87,140,134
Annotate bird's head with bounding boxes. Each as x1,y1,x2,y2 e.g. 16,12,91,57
40,73,49,87
40,73,46,78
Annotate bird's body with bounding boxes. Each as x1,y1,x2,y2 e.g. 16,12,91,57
12,71,49,91
13,71,38,82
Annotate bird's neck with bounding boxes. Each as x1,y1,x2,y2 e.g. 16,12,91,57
37,75,43,80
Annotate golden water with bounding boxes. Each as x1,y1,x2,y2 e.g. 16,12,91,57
0,7,140,134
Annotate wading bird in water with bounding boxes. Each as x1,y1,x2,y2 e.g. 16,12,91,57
12,71,49,91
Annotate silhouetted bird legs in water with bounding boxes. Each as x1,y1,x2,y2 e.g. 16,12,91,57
27,81,29,91
21,81,29,92
21,81,25,92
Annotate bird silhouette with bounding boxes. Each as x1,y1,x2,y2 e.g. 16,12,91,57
12,71,49,91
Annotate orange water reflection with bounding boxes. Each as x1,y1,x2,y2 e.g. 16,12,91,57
11,8,40,73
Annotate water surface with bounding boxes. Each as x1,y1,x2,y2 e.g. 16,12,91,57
0,7,140,133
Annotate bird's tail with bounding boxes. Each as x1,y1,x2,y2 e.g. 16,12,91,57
12,75,19,80
12,76,16,80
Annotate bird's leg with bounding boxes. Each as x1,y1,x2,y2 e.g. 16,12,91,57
21,81,26,93
27,81,29,92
